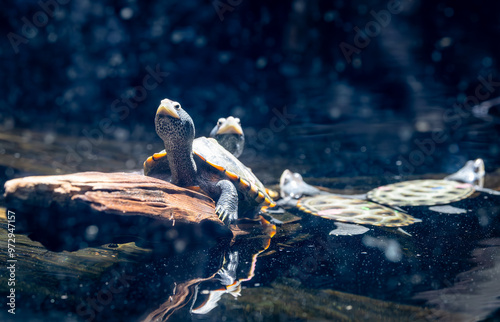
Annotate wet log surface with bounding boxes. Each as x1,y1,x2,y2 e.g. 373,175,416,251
3,172,233,252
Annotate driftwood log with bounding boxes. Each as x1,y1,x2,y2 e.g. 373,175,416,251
3,172,233,252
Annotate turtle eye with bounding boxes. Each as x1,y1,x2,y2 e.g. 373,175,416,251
236,118,241,124
217,118,225,126
174,103,181,110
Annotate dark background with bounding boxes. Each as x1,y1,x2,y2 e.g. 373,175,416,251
1,0,500,183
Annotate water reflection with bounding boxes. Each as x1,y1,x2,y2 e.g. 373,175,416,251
0,210,275,321
143,217,275,321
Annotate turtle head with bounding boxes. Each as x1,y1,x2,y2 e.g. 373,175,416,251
155,98,195,151
210,116,243,137
209,116,244,157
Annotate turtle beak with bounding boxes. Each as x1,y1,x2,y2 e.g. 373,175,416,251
217,117,243,135
156,99,180,119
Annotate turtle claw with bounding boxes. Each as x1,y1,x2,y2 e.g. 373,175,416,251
216,205,237,224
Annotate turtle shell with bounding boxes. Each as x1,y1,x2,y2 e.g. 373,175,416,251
297,195,419,227
367,179,475,207
145,137,275,209
192,137,274,205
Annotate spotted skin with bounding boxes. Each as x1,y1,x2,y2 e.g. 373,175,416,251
155,100,197,187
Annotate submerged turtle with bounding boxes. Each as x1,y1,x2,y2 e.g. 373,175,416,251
209,116,245,158
144,115,245,177
276,159,499,226
275,170,419,227
366,159,496,209
148,98,275,223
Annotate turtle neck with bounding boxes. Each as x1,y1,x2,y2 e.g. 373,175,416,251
165,140,197,187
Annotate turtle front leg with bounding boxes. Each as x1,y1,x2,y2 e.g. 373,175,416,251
215,180,238,224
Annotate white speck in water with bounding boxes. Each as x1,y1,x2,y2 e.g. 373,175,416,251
438,37,453,48
125,159,136,169
329,107,341,119
431,51,442,62
61,295,68,300
218,52,232,64
114,128,129,141
85,225,99,241
416,120,430,132
352,58,362,69
174,240,186,253
47,32,58,42
362,236,402,262
482,56,493,68
335,61,345,72
448,144,459,154
14,153,20,158
444,7,454,17
324,11,336,22
195,36,206,47
120,7,133,20
44,133,56,145
255,57,267,69
346,305,352,310
360,146,367,152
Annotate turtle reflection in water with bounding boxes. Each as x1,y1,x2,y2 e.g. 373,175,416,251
144,98,274,224
144,217,276,321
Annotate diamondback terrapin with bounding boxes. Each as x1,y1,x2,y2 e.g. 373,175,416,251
275,170,419,227
144,115,245,177
209,116,245,158
149,98,275,223
366,159,496,209
145,112,279,200
277,159,499,223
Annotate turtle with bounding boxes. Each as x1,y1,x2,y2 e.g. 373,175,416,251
273,170,420,228
276,159,499,225
145,113,280,200
144,115,245,178
209,116,245,158
148,98,275,224
366,159,499,209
